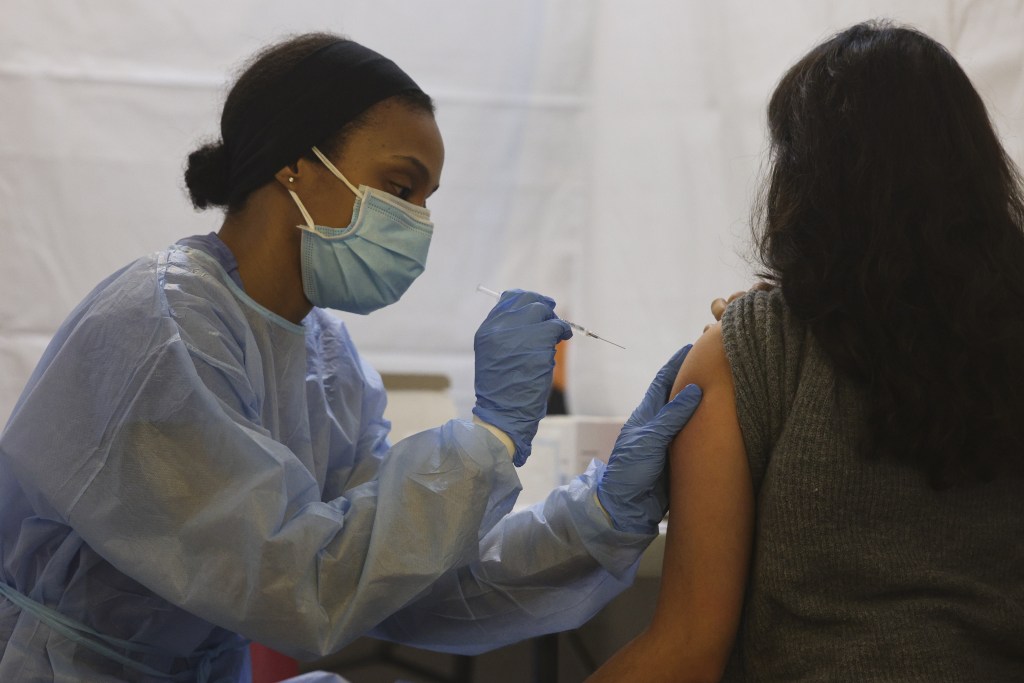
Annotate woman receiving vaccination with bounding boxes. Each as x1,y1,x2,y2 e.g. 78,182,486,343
590,21,1024,682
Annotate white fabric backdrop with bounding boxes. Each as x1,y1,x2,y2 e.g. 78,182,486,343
1,0,1022,425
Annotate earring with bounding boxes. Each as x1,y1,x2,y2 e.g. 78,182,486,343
288,177,295,183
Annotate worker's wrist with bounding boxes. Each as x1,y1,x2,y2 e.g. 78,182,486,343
472,416,515,458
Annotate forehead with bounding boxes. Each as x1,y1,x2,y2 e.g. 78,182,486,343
345,100,444,178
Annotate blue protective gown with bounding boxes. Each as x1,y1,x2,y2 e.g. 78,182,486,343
0,237,653,682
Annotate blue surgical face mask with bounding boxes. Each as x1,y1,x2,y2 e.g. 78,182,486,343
288,146,433,314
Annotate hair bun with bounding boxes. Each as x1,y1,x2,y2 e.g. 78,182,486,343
184,141,231,210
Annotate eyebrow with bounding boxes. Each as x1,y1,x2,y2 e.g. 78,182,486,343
392,154,440,194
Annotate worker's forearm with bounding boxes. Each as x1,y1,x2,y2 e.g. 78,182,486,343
370,462,654,653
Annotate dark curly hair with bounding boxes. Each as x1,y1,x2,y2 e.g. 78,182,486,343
754,21,1024,488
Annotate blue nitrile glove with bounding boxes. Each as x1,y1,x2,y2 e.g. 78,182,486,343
597,344,703,534
473,289,573,466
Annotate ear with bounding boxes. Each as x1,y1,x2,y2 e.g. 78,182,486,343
273,157,312,189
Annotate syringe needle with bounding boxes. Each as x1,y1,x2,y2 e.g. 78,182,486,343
568,322,626,349
587,331,626,350
478,285,625,350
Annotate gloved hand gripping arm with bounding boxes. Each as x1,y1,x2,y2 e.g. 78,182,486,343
472,289,572,466
597,345,703,533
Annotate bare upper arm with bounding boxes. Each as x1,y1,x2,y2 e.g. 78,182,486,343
650,322,754,677
585,324,753,683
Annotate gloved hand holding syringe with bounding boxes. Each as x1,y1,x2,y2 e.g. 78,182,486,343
477,285,625,349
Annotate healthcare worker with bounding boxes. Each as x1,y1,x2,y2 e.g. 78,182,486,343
0,33,702,682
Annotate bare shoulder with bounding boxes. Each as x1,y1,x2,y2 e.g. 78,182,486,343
670,322,733,400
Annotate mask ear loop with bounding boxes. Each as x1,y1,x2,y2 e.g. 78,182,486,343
288,188,318,231
312,146,362,198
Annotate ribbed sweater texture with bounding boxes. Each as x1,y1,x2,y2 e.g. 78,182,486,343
719,289,1024,681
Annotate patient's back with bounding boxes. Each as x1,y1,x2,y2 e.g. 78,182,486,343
720,288,1024,681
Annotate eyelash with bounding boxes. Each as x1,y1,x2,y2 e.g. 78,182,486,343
391,183,412,200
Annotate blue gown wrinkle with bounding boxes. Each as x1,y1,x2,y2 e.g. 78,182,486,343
0,240,655,681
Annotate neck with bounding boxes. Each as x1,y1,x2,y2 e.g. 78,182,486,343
218,191,311,325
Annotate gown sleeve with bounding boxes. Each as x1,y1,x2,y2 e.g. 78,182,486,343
311,315,656,654
0,253,521,661
369,458,656,654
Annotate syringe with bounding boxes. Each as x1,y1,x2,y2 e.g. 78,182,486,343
477,285,626,350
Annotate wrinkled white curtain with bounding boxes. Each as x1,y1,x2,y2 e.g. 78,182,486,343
2,0,1022,424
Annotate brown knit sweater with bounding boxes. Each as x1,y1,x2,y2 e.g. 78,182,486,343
719,289,1024,681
